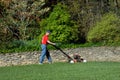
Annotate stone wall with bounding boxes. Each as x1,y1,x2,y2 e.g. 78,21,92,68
0,47,120,67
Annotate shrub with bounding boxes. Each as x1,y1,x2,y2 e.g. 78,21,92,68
39,3,79,43
87,12,120,44
0,39,40,53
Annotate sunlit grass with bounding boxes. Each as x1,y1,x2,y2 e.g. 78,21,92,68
0,62,120,80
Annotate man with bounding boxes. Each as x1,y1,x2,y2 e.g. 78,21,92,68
39,30,56,64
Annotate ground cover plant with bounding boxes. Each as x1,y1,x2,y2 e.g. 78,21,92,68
0,62,120,80
1,41,120,54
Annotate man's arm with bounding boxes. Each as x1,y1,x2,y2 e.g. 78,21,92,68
47,40,56,45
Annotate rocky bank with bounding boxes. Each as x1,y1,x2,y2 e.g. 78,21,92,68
0,47,120,67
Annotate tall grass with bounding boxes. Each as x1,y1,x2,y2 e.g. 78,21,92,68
0,62,120,80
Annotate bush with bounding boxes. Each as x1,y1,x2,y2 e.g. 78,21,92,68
22,40,40,51
0,40,40,53
87,12,120,44
39,3,79,43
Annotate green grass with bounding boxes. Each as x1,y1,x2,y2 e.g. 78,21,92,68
0,62,120,80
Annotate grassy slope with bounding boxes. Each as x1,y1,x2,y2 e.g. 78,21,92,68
0,62,120,80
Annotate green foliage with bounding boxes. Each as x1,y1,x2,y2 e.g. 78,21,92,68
87,12,120,44
7,0,48,40
0,0,49,41
39,3,79,43
0,40,40,53
65,0,94,42
1,41,120,53
0,0,48,53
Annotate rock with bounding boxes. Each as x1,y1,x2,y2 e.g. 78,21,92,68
0,47,120,67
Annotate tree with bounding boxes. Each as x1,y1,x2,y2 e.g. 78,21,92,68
0,1,11,43
62,0,120,43
4,0,50,40
63,0,94,43
39,3,79,43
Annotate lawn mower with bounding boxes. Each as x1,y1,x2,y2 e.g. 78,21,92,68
52,45,87,63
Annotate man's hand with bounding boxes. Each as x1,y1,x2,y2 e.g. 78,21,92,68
52,43,56,45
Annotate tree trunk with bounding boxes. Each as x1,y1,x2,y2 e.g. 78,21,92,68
114,0,119,13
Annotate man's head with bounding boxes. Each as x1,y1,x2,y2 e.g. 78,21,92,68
46,30,51,35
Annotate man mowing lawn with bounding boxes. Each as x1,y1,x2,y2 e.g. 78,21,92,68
39,30,56,64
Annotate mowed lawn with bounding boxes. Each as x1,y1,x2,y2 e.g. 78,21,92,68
0,62,120,80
